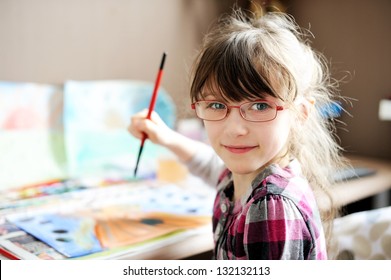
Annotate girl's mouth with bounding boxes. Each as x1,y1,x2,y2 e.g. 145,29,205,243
223,145,257,154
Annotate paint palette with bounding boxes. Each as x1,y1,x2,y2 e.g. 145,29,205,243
138,184,214,215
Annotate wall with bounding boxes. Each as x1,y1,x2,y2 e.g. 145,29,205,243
287,0,391,159
0,0,232,119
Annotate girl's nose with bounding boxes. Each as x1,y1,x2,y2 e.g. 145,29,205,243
223,108,249,137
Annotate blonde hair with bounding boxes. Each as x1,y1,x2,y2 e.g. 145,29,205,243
190,10,347,251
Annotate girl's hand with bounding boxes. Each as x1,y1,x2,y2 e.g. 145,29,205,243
128,109,175,147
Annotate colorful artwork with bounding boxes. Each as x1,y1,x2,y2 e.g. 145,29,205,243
94,212,210,249
63,80,176,179
6,181,214,258
9,213,102,257
0,82,67,190
0,230,66,260
0,79,177,191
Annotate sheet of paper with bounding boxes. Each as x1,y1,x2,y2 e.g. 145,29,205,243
63,80,176,179
9,213,102,257
0,82,67,190
0,219,66,260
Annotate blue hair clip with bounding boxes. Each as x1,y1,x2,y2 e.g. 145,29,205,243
318,101,343,119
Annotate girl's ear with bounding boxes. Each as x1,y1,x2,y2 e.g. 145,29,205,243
297,97,315,122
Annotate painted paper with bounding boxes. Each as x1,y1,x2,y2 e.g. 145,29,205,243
0,82,67,190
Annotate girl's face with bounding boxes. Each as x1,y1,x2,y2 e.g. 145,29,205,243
203,94,292,178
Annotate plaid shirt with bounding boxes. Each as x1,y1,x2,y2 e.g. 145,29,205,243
212,159,327,260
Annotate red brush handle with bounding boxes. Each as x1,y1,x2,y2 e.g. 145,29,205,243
134,52,167,177
141,52,166,144
146,53,166,120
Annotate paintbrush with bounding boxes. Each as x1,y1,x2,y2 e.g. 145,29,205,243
134,52,167,177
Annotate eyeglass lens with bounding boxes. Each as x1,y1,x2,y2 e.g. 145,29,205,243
194,101,277,121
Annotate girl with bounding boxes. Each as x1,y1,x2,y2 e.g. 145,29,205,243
128,10,345,259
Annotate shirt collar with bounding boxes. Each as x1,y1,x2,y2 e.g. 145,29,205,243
218,159,302,206
251,158,301,188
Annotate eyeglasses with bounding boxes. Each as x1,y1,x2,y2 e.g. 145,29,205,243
191,100,284,122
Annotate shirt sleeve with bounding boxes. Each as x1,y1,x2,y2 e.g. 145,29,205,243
182,144,225,187
244,194,314,260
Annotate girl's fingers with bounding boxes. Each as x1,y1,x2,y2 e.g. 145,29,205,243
128,110,169,144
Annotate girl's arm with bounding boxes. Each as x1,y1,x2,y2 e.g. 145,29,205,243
128,110,201,162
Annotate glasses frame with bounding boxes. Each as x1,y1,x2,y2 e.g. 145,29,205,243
191,99,284,122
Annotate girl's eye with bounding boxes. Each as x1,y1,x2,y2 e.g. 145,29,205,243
250,102,270,111
206,102,226,110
